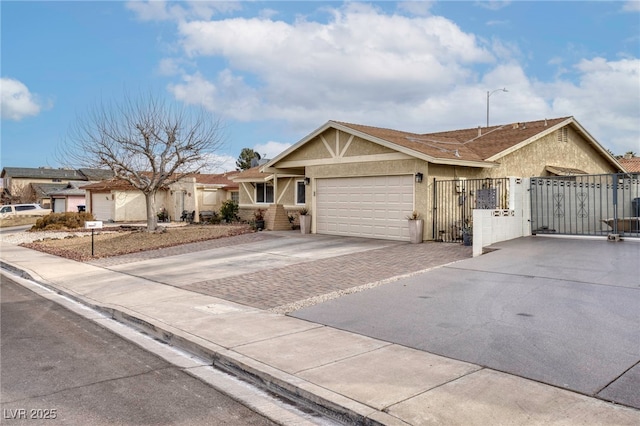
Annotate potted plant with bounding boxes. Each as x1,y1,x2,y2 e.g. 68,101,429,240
288,213,299,230
406,211,423,244
299,207,311,234
254,209,265,231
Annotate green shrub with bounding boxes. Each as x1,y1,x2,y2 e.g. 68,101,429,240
219,200,239,223
32,212,95,230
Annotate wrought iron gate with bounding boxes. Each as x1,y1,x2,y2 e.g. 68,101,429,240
433,178,509,242
530,173,640,237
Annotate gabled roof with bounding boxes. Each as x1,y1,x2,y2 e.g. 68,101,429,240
48,182,87,197
31,183,70,198
1,166,113,181
231,166,272,182
619,157,640,173
265,116,622,171
78,168,114,181
195,171,240,189
80,179,140,191
1,167,84,180
80,172,241,191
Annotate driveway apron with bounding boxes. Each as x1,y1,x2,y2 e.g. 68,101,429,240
292,237,640,410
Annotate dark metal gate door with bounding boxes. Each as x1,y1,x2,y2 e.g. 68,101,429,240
433,178,509,242
530,173,640,237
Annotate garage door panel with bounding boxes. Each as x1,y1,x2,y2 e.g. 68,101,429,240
316,175,412,241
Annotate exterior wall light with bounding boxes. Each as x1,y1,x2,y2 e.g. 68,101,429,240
304,177,310,185
415,172,424,183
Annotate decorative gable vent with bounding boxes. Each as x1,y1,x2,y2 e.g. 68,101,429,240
557,127,568,142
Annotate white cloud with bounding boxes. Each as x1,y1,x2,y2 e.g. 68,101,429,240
169,4,493,129
157,58,183,76
538,57,640,154
396,1,434,17
151,3,638,155
622,1,640,12
126,0,242,22
126,1,173,21
253,141,292,159
200,152,237,173
1,78,44,121
476,1,512,11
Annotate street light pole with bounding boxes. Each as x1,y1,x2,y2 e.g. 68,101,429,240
486,88,508,127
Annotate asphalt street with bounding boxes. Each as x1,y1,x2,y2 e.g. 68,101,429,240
292,237,640,409
0,275,278,426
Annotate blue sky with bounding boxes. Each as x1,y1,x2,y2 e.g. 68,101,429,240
2,1,639,172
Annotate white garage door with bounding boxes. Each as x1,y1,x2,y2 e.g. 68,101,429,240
53,198,65,213
91,193,114,221
316,175,414,241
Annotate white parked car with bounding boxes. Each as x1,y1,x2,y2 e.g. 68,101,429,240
0,204,52,218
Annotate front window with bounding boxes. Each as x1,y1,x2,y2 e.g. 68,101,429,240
0,206,11,213
296,180,306,205
230,191,239,203
256,183,274,204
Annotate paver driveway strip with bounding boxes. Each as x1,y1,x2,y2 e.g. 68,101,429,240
292,237,640,410
98,231,472,310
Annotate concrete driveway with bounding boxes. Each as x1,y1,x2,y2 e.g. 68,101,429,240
93,231,472,310
292,237,640,410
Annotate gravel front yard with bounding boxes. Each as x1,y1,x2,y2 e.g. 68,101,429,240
11,224,253,262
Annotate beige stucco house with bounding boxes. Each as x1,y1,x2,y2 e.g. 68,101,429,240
82,172,239,222
235,116,623,241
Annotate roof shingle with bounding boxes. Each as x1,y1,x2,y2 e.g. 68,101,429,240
335,117,571,162
619,157,640,173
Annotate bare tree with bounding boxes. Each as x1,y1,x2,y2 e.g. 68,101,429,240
61,92,224,231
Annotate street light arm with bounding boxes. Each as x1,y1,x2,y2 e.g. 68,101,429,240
486,88,508,127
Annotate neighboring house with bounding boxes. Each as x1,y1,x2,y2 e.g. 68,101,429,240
238,116,623,241
192,171,240,213
81,172,239,222
31,181,88,211
48,183,87,213
618,154,640,173
0,167,112,207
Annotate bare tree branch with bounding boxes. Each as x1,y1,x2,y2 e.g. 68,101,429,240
58,91,225,231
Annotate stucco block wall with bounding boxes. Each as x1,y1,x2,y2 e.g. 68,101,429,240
472,178,531,256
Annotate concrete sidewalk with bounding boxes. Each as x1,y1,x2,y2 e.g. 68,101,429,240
1,242,638,425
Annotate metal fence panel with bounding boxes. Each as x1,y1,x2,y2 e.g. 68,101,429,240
433,178,509,242
530,174,640,237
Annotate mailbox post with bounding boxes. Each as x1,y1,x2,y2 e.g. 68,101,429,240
84,221,103,256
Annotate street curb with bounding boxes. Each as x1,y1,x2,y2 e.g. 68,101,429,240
106,304,391,426
0,260,399,426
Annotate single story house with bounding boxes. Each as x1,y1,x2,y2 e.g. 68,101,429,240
1,167,112,207
81,172,239,222
235,116,624,241
48,183,87,213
